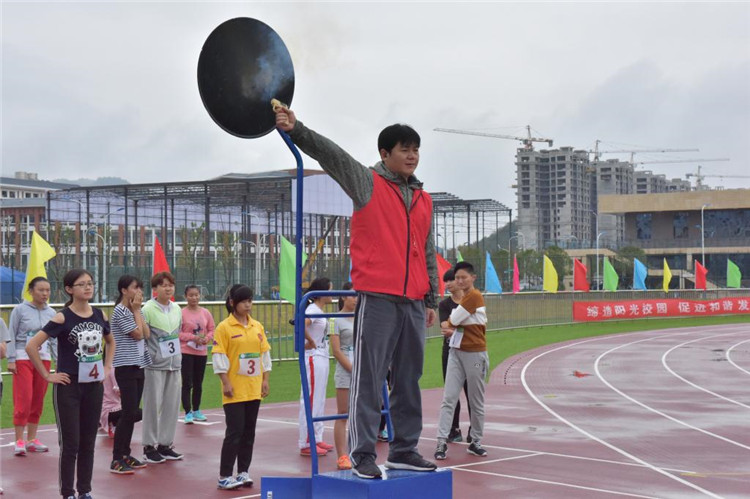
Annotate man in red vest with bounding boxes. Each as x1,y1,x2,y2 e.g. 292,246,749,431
276,108,438,479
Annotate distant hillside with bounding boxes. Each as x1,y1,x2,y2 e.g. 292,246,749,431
53,176,130,186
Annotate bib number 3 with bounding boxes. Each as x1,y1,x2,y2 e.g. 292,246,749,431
158,334,180,358
238,353,261,377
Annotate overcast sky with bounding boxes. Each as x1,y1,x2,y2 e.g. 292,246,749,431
3,1,749,214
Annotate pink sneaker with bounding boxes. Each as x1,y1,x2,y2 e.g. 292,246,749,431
26,439,49,453
14,440,26,456
316,441,334,451
300,446,327,456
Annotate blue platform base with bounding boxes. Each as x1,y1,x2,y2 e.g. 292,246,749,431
261,467,452,499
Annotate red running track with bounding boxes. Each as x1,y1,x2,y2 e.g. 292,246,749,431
1,323,748,498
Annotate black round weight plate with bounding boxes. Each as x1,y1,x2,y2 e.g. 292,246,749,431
198,18,295,139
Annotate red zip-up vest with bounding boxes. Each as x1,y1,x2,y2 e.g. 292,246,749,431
350,171,433,300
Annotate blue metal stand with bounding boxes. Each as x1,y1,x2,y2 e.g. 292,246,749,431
261,128,451,499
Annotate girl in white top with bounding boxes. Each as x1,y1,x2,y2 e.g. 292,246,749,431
298,277,333,456
331,281,356,470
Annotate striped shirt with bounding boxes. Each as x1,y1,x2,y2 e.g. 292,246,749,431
111,304,152,368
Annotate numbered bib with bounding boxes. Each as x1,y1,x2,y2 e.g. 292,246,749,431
449,328,464,349
78,354,104,383
158,333,180,358
238,352,261,377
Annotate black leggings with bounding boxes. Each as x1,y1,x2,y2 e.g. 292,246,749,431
181,354,207,413
54,380,103,498
113,365,145,460
220,399,261,477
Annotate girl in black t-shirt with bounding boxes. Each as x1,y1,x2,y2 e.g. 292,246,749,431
26,269,115,499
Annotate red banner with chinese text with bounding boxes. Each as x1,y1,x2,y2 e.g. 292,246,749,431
573,297,750,322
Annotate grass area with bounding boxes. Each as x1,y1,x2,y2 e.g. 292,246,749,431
2,314,748,429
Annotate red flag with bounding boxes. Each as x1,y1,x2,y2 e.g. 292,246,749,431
436,253,453,297
694,260,708,290
152,236,174,299
574,258,589,292
512,256,520,293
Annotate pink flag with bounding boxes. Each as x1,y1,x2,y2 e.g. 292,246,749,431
513,256,520,293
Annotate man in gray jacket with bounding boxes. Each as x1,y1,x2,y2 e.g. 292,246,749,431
276,107,438,479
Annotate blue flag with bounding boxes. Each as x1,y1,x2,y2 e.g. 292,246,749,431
633,258,648,290
485,251,502,293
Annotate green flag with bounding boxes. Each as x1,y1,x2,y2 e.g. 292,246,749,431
456,249,464,263
727,259,742,288
603,257,619,291
279,235,307,303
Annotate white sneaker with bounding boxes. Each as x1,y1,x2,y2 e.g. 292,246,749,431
217,476,242,490
26,439,49,452
235,471,254,486
14,440,26,456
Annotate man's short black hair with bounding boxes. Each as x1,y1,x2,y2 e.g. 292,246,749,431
378,124,420,153
454,261,475,275
442,269,455,282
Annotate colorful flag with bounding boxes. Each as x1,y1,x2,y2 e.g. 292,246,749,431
153,235,170,275
152,235,174,300
573,258,589,292
633,258,648,291
603,257,619,291
484,251,502,293
436,253,453,296
456,249,464,263
694,260,708,290
279,235,308,303
22,231,56,302
663,258,673,292
727,259,741,288
512,256,520,293
543,255,558,293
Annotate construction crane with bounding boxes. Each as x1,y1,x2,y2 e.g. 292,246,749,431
685,165,750,190
590,139,699,161
434,125,553,151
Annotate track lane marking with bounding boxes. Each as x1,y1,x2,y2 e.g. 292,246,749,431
662,333,750,409
521,330,724,498
726,338,750,376
596,332,750,451
452,467,660,498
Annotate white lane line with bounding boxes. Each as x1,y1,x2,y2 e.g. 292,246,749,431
452,467,660,498
662,333,750,409
417,435,693,474
232,494,260,499
596,334,750,451
521,332,723,498
446,453,542,469
726,338,750,376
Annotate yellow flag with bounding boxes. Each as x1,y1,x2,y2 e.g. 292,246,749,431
22,231,56,301
662,258,672,293
543,255,558,293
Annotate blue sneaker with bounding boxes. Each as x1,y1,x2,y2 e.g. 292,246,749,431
78,494,94,499
217,476,242,490
193,410,207,422
184,412,194,424
235,471,254,487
